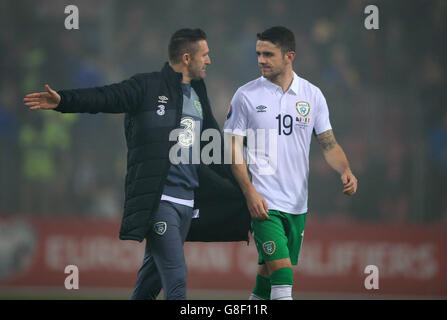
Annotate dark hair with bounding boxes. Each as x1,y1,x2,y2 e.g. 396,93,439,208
168,28,207,64
257,26,295,55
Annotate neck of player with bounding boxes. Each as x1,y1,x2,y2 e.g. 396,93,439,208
270,69,294,93
170,62,192,84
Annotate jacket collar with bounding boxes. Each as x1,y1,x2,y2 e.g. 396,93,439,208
161,62,206,90
162,62,183,84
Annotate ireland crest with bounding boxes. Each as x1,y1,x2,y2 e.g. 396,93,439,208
154,221,167,235
193,100,203,117
296,101,310,117
262,241,276,255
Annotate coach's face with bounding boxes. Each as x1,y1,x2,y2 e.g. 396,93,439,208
256,40,291,80
188,40,211,80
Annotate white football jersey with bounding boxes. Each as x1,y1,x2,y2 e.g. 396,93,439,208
224,72,332,215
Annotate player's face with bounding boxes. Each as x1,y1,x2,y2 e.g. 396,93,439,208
188,40,211,80
256,40,289,80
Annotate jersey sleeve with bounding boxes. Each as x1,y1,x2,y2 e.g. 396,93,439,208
313,88,332,135
223,89,248,136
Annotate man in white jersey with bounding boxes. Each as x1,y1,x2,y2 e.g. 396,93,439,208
224,26,358,300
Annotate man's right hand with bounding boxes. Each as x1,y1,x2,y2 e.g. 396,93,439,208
24,84,61,110
244,187,269,221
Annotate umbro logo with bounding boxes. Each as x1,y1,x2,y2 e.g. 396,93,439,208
256,105,267,112
158,96,168,104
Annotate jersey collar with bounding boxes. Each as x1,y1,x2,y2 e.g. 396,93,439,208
262,72,300,95
289,72,300,95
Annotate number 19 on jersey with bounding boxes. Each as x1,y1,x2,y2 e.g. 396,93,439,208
276,114,293,135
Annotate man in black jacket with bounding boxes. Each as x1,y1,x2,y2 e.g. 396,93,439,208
24,28,250,300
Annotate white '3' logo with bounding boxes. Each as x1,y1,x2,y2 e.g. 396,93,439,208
156,105,165,116
178,117,195,148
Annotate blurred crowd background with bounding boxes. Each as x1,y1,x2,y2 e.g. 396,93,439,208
0,0,446,224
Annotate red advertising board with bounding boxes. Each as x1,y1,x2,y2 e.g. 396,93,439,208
0,217,446,297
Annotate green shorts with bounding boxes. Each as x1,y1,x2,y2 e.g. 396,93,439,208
252,210,307,266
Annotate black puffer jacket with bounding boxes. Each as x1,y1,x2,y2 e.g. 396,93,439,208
55,63,250,243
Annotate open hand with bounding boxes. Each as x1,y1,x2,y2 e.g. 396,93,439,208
24,84,61,110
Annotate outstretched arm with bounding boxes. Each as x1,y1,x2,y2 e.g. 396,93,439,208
24,74,146,114
316,129,358,195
